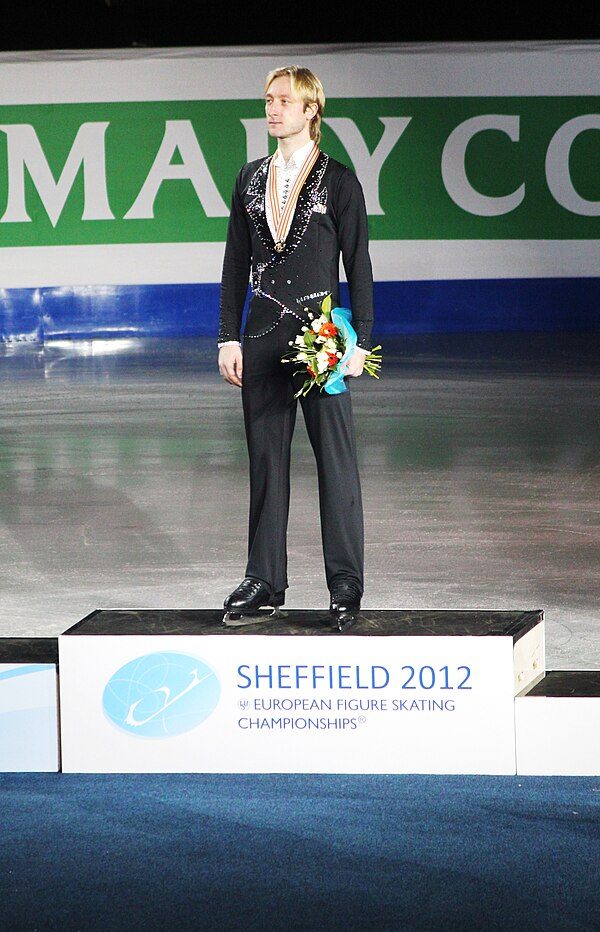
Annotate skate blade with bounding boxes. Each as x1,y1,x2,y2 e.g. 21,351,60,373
223,606,286,628
333,612,359,633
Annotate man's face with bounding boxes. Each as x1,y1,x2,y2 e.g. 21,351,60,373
265,75,314,144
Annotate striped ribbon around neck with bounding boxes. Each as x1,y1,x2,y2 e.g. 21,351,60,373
268,142,320,252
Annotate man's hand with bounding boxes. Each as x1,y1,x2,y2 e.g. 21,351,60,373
218,343,243,387
341,348,367,378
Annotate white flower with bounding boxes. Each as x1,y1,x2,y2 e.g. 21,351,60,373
316,335,326,343
301,326,308,332
315,350,329,374
324,338,337,351
294,334,305,345
297,351,308,360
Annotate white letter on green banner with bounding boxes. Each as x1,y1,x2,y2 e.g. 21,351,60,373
323,117,411,215
124,120,228,219
545,115,600,216
0,122,114,227
441,115,525,217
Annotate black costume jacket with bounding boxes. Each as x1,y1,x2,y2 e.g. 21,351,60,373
218,150,374,350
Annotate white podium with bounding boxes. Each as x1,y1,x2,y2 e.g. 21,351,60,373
0,638,60,772
58,609,544,775
516,670,600,775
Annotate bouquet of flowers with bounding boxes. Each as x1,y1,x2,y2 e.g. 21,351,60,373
282,294,382,398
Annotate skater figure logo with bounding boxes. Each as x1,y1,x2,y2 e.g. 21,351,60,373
102,652,221,738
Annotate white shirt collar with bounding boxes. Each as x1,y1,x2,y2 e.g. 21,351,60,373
273,139,315,170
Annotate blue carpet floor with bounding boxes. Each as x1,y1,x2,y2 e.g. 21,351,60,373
1,774,599,931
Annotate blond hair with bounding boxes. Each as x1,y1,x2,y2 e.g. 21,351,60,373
264,65,326,144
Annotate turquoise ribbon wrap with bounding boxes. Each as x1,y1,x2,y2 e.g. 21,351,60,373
324,306,357,395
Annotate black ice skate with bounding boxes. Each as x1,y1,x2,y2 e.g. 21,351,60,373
223,578,286,627
329,580,362,632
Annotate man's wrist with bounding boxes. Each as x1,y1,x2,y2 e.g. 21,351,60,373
218,340,241,349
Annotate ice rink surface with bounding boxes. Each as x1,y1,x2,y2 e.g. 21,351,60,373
1,331,598,669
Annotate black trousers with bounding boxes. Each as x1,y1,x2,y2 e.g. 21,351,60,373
241,305,364,596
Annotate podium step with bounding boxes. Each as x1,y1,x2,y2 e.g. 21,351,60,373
516,670,600,775
521,669,600,697
59,608,544,775
0,638,58,664
62,608,543,639
0,638,60,772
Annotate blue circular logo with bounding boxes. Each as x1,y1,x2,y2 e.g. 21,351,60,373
102,652,221,738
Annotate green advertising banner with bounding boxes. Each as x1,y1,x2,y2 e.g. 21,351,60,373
0,95,598,249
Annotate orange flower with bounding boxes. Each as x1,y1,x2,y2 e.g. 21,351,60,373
307,365,317,378
319,322,338,339
327,352,338,368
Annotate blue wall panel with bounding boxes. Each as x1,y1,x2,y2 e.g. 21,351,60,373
370,278,600,334
39,283,222,340
1,279,599,344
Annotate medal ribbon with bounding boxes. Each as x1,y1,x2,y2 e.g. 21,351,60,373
268,142,320,248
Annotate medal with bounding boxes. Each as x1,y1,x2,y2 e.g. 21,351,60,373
268,143,320,256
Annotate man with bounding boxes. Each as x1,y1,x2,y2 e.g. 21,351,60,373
218,65,374,631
